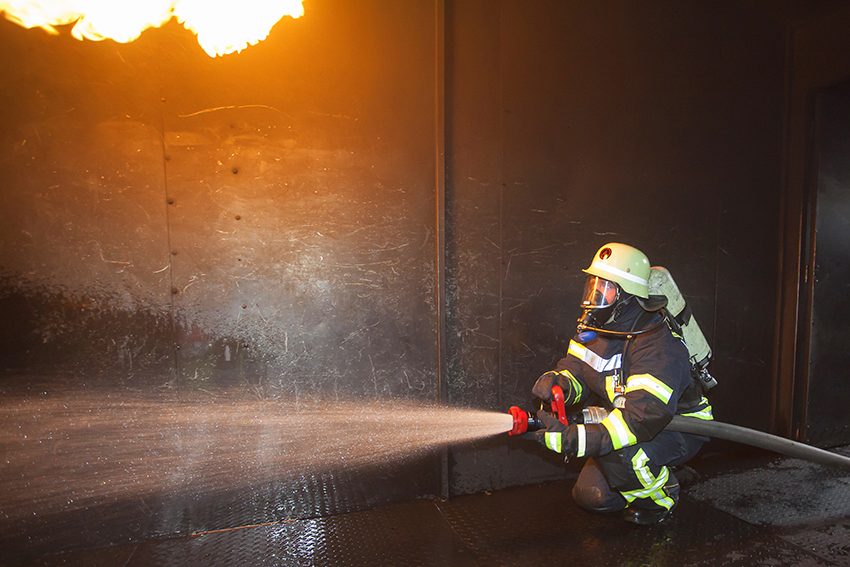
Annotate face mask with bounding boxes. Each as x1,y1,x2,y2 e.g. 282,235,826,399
576,276,632,333
578,275,620,328
580,276,619,310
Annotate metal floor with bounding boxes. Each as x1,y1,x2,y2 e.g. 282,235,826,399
13,447,850,567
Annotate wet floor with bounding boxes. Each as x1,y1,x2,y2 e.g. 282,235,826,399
10,446,850,567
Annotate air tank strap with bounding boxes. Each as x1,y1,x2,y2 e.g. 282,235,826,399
674,302,693,327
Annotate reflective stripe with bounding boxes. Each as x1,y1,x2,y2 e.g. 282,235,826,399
567,341,586,367
625,374,673,404
622,468,675,510
554,369,583,401
604,375,617,403
545,432,562,453
589,260,648,286
681,397,714,420
568,340,622,373
656,494,676,510
576,425,587,457
681,407,714,420
631,449,654,489
622,450,675,510
601,409,636,450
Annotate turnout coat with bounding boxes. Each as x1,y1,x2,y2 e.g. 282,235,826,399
551,300,713,459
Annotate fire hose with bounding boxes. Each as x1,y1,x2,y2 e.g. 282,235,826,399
509,386,850,473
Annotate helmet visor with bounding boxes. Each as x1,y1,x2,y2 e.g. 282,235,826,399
581,276,619,309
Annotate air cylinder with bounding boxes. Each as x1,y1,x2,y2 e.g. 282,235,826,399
648,266,712,370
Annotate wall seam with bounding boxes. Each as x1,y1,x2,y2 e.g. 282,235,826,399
158,86,180,392
435,0,449,500
497,0,504,412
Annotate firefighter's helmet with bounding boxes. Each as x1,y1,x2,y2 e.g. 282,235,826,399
583,243,650,299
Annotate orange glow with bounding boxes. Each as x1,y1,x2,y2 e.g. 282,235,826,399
0,0,304,56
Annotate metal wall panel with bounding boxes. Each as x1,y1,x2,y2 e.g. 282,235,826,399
0,19,174,383
445,0,789,495
803,79,850,446
0,0,443,550
777,4,850,439
0,3,441,397
707,6,787,432
496,0,784,426
444,0,576,495
152,2,440,401
153,0,444,532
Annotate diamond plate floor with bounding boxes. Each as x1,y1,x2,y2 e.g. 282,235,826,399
11,448,850,567
687,446,850,527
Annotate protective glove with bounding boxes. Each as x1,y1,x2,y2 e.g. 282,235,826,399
523,409,570,454
532,370,569,402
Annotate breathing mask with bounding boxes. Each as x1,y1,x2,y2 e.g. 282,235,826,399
577,275,630,330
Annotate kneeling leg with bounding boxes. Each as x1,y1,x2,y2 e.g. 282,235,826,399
572,458,627,513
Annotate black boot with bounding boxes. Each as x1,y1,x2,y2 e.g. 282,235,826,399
622,472,679,525
623,500,677,525
670,465,700,487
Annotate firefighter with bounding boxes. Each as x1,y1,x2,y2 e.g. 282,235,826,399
525,243,713,524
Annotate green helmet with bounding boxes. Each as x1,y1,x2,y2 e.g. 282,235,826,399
583,243,650,299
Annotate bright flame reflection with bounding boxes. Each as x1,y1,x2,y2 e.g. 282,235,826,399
0,0,304,56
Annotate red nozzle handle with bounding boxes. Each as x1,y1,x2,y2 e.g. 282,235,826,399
550,385,568,425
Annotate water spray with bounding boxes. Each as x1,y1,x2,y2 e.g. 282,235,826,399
0,388,513,529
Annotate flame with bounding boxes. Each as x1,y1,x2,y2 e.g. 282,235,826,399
175,0,304,57
0,0,304,56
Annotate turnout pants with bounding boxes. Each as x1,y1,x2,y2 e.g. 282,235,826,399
572,430,705,513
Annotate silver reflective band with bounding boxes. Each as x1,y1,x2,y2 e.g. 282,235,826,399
545,431,562,453
576,425,587,457
589,260,648,286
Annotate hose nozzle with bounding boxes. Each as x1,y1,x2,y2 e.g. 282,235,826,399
508,385,569,435
508,406,543,436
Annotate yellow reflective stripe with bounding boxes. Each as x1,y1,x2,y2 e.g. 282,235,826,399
554,369,583,401
681,407,714,420
632,449,653,487
626,450,676,509
572,375,583,400
568,340,622,373
650,468,675,510
621,463,675,510
601,409,636,450
625,374,673,404
604,375,614,403
568,341,585,359
681,397,714,420
622,483,663,501
545,432,562,453
576,425,587,457
656,494,675,510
